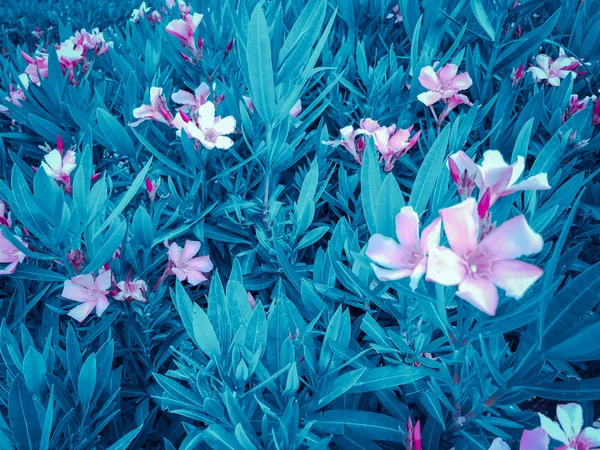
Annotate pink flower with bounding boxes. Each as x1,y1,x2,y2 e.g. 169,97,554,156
145,177,161,201
448,151,482,199
366,206,441,290
1,77,28,114
426,198,544,315
594,97,600,126
387,5,403,23
528,48,581,87
130,2,150,22
131,87,174,127
290,99,302,118
20,50,49,85
564,94,596,122
488,438,510,450
56,40,85,69
519,428,550,450
166,13,203,51
372,125,421,172
536,403,600,450
184,101,236,150
114,278,147,302
149,11,162,23
32,27,43,39
359,118,381,133
171,82,210,113
71,28,111,56
323,125,367,164
0,230,26,275
417,64,473,107
178,0,191,16
405,418,421,450
166,240,213,285
0,200,11,227
438,94,473,123
243,96,254,113
511,63,525,86
67,249,86,271
41,150,77,186
165,0,176,8
62,270,112,322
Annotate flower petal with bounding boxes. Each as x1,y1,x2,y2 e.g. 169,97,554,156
456,276,499,315
556,403,583,439
215,136,234,150
395,206,420,250
62,280,89,302
186,270,208,286
490,259,543,299
538,413,568,445
182,240,201,262
448,72,473,91
188,255,213,272
366,234,407,269
68,302,96,323
488,438,510,450
420,217,441,256
519,428,550,450
167,242,183,265
578,426,600,448
437,64,458,86
425,246,467,286
171,89,195,106
409,259,427,291
95,270,112,291
448,151,483,188
417,91,442,107
439,198,479,257
503,173,551,195
213,116,236,134
371,263,414,282
418,66,440,91
95,295,110,317
479,215,543,261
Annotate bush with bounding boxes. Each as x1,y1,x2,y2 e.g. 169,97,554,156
1,0,600,448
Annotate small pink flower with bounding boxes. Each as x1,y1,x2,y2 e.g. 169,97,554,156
166,13,203,52
184,101,236,150
114,278,147,302
32,27,43,39
372,125,421,172
171,82,210,113
438,94,473,123
322,125,368,164
62,270,113,322
594,96,600,126
145,177,161,201
426,198,544,315
366,206,441,290
149,10,162,23
448,151,482,199
56,39,85,69
166,240,213,285
1,78,28,114
225,39,234,56
0,200,11,227
405,418,421,450
67,249,86,272
20,50,49,85
528,48,581,87
131,87,174,127
130,2,150,22
178,0,191,16
511,63,525,86
243,96,254,113
71,28,112,56
563,94,595,122
41,149,77,187
386,5,403,23
290,99,302,118
533,403,600,450
417,64,473,107
0,230,26,275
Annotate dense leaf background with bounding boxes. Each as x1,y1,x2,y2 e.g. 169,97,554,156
1,0,600,448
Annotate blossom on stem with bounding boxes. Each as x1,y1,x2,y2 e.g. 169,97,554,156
366,206,441,290
163,240,213,285
67,249,86,272
166,13,203,54
387,5,403,23
20,50,49,85
145,177,161,201
41,149,77,190
372,125,421,172
527,48,581,86
535,403,600,450
0,230,26,275
0,201,11,227
131,87,174,126
426,198,544,315
130,2,151,22
114,277,147,302
184,101,236,150
322,126,367,164
510,63,525,86
405,418,421,450
171,82,210,113
62,270,112,322
563,94,596,123
417,64,473,107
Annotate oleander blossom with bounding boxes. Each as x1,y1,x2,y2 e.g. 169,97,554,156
62,270,113,322
564,94,596,123
405,418,421,450
164,240,213,285
387,5,403,23
488,438,510,450
527,48,581,86
114,278,147,302
322,125,367,164
20,50,49,85
0,75,28,114
172,82,210,114
173,101,236,150
41,149,77,189
166,12,203,56
131,87,174,126
130,1,151,22
510,63,525,86
372,125,421,172
417,64,473,120
426,198,544,315
0,230,27,275
366,206,441,290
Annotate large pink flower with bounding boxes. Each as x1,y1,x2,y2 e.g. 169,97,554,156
426,198,543,315
41,150,77,185
417,64,473,107
366,206,441,290
167,240,213,285
372,125,421,172
0,230,26,275
528,48,581,87
131,87,174,127
62,270,112,322
171,82,210,113
185,101,236,150
536,403,600,450
166,13,203,50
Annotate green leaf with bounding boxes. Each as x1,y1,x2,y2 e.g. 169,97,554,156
78,353,97,413
361,141,382,235
519,377,600,401
106,425,143,450
349,366,426,393
85,219,126,273
9,376,42,450
97,109,135,158
295,159,319,234
246,4,275,124
23,348,46,399
313,368,365,409
375,173,405,236
311,410,404,443
470,0,496,41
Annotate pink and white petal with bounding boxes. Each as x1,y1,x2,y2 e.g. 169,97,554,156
519,428,550,450
538,414,569,445
197,101,216,129
578,426,600,448
503,173,551,194
448,151,483,188
418,66,440,91
395,206,420,249
0,260,19,275
181,240,201,262
188,255,213,272
417,91,442,107
448,72,473,91
171,89,195,106
535,55,551,73
556,403,584,439
213,116,236,134
43,150,63,171
439,198,479,257
425,246,467,286
420,217,442,255
409,259,427,291
68,302,96,323
95,295,110,317
167,242,183,265
479,215,543,261
365,234,406,269
95,269,112,291
171,267,187,282
508,156,526,186
195,82,210,102
61,280,88,302
527,67,548,82
371,263,413,282
215,136,234,150
186,270,208,286
437,64,459,86
490,260,543,299
488,438,510,450
290,99,302,117
547,76,561,87
456,276,499,316
165,19,189,41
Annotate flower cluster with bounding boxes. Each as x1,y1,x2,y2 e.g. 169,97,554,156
324,118,420,171
527,48,582,87
131,85,237,150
